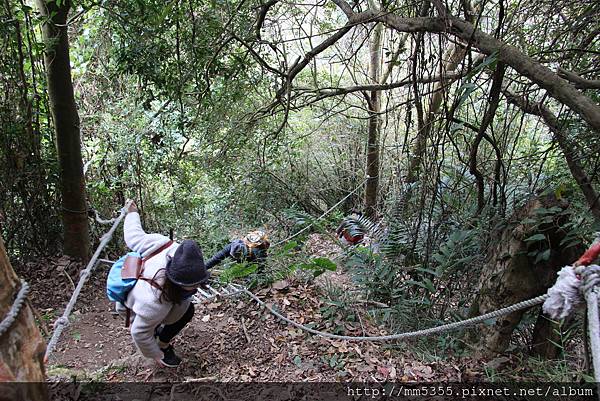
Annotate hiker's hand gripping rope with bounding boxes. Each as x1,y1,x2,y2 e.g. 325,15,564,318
125,200,138,213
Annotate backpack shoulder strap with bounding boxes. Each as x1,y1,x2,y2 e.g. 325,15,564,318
143,240,174,262
139,276,164,290
137,241,172,286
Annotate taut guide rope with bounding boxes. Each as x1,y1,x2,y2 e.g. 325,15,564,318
271,178,368,247
241,290,548,341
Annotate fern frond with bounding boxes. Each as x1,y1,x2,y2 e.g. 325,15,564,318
337,213,386,243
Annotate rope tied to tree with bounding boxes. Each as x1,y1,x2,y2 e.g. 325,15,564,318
94,209,117,225
61,206,118,225
0,280,30,337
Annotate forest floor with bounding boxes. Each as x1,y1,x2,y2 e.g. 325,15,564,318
14,234,585,385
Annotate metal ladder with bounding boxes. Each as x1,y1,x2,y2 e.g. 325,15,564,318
192,281,246,303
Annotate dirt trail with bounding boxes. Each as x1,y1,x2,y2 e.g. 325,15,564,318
15,236,493,383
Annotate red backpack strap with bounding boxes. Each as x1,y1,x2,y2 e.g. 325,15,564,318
138,242,172,288
143,240,174,262
123,241,173,328
137,240,174,280
139,276,164,291
139,241,173,282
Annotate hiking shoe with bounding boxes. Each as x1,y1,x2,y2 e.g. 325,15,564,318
159,345,182,368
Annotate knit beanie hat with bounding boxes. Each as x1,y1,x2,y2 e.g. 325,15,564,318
166,240,209,287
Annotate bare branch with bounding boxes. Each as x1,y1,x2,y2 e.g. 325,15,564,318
295,72,462,100
328,0,600,132
255,0,278,40
503,89,600,220
231,33,285,76
469,62,505,213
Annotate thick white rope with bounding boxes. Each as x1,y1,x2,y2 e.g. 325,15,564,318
242,288,548,341
94,209,117,225
44,202,131,361
272,178,368,247
540,262,600,399
586,287,600,384
0,280,30,337
577,265,600,388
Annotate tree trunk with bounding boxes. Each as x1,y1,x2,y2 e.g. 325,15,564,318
35,0,90,260
364,20,383,218
469,194,584,356
406,45,468,183
0,236,48,400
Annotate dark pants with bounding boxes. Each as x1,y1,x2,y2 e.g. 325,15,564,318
156,303,195,343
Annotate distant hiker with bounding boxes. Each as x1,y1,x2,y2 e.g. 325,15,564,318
336,213,366,246
116,200,209,368
205,230,270,270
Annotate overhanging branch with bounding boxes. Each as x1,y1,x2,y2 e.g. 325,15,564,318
328,0,600,132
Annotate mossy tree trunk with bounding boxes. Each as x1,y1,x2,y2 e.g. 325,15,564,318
469,194,583,357
35,0,90,260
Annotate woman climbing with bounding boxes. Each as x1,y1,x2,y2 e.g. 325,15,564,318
119,200,209,368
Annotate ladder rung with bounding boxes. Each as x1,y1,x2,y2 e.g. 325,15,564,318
206,285,221,296
192,282,246,304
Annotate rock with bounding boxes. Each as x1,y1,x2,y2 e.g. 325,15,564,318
485,356,510,370
272,280,289,291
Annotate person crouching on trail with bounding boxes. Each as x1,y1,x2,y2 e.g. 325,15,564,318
121,200,209,368
205,231,270,270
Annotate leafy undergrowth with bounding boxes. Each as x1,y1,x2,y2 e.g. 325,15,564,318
14,235,590,383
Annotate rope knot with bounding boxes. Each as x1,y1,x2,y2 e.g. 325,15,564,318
543,265,583,320
54,317,69,328
543,264,600,320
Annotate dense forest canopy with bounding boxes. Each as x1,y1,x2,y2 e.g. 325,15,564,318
1,0,600,381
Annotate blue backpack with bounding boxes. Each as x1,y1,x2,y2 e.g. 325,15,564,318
106,241,174,324
106,252,142,304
